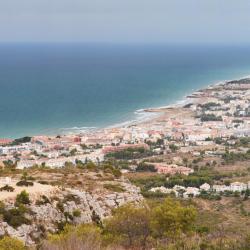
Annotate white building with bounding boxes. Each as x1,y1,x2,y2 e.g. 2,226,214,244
212,182,248,193
150,186,173,194
17,150,104,169
183,187,200,198
0,145,30,155
212,185,229,193
200,183,211,191
230,182,247,192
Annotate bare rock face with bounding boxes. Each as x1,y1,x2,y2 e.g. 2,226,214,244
0,180,143,246
3,223,36,246
32,203,63,223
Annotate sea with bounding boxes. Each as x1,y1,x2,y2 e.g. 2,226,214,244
1,43,250,138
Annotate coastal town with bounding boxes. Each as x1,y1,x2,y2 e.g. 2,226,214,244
0,77,250,248
1,78,250,173
0,77,250,199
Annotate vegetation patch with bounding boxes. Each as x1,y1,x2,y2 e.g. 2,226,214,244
105,147,153,160
0,185,14,192
103,183,125,192
16,180,34,186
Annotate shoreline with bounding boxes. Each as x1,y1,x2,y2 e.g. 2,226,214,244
2,74,250,139
143,74,250,113
106,74,250,132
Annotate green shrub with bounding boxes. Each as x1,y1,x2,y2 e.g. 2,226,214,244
0,185,14,192
3,207,31,228
12,136,31,145
136,162,156,172
169,144,179,152
16,180,33,187
151,198,196,238
73,209,81,217
38,180,49,185
15,190,30,206
102,164,122,178
85,162,98,171
111,168,121,178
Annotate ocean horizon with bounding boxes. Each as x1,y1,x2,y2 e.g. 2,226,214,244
1,43,250,138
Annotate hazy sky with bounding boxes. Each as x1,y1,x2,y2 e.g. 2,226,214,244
1,0,250,44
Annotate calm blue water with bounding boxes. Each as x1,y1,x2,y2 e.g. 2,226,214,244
1,43,250,138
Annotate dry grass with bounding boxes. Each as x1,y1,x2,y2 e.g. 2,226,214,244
194,197,250,239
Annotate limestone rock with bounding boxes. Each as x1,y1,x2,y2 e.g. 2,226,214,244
0,179,143,246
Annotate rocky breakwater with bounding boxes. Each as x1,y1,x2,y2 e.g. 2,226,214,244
0,180,143,245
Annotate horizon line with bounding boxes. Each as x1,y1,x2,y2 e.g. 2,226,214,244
0,41,250,47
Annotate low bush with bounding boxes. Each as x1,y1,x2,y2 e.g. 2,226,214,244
38,180,49,185
3,207,31,228
15,190,31,206
16,180,34,187
102,164,122,178
73,209,81,217
136,162,156,172
0,185,14,192
0,201,31,228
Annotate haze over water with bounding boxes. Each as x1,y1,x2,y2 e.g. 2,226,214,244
1,43,250,138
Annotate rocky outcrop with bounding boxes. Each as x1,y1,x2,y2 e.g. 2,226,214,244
0,180,143,246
